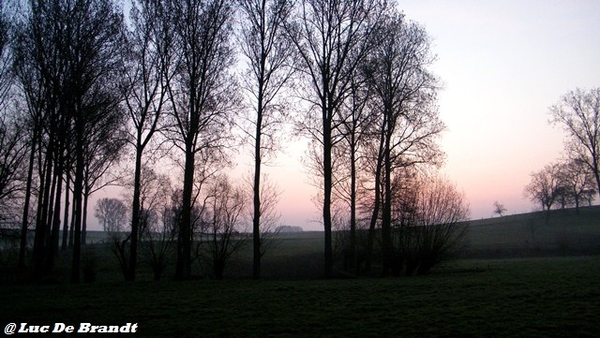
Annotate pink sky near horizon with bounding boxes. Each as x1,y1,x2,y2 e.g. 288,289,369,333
89,0,600,232
272,0,600,230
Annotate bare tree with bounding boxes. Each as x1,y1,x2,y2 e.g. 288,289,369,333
13,0,70,281
81,100,127,245
286,0,385,278
331,73,374,273
13,0,125,282
121,0,173,281
131,166,176,281
524,162,563,211
363,11,444,276
245,173,282,260
67,1,125,284
550,88,600,199
556,159,596,211
398,175,469,275
0,115,27,215
238,0,295,280
493,201,506,217
95,198,128,233
202,176,248,280
163,0,237,281
0,7,24,215
94,197,129,278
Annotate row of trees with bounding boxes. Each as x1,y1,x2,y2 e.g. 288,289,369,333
1,0,468,282
525,159,596,211
95,169,261,280
524,88,600,212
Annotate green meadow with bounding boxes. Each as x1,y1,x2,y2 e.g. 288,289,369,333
2,257,599,337
1,206,600,337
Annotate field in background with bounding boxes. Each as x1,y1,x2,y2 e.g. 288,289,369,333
464,205,600,258
72,206,600,281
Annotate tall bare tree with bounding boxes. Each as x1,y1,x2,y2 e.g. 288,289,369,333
67,0,124,284
286,0,384,278
238,0,294,279
163,0,237,281
550,88,600,199
121,0,172,281
0,3,22,219
14,0,68,281
363,12,444,275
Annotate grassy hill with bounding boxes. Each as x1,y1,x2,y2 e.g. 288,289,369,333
464,205,600,258
5,206,598,282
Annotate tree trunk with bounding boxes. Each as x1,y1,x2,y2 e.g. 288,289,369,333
68,197,75,248
252,108,262,280
61,173,70,250
323,110,333,278
349,133,357,273
48,168,63,270
71,120,85,284
82,191,89,245
32,139,53,281
127,147,143,281
175,141,195,281
365,114,386,274
18,132,37,271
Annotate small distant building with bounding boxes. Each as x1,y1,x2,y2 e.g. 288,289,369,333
275,225,304,233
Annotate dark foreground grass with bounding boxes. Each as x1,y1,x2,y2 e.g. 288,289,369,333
2,256,599,337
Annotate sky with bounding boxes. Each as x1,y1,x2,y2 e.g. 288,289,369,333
91,0,600,232
266,0,600,230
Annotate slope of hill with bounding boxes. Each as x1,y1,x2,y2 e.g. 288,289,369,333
463,205,600,258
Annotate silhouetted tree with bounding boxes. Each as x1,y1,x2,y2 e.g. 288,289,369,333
397,175,469,275
95,198,128,233
94,197,129,278
202,176,247,280
331,74,374,273
556,159,596,211
524,162,562,211
67,0,124,284
238,0,295,280
14,0,67,281
550,88,600,200
286,0,385,278
163,0,237,281
363,11,444,276
0,8,24,216
131,166,175,281
121,0,172,281
13,0,125,282
81,99,127,245
493,201,506,217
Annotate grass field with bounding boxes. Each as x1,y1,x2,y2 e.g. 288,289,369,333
1,207,600,336
464,206,600,258
2,256,599,337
